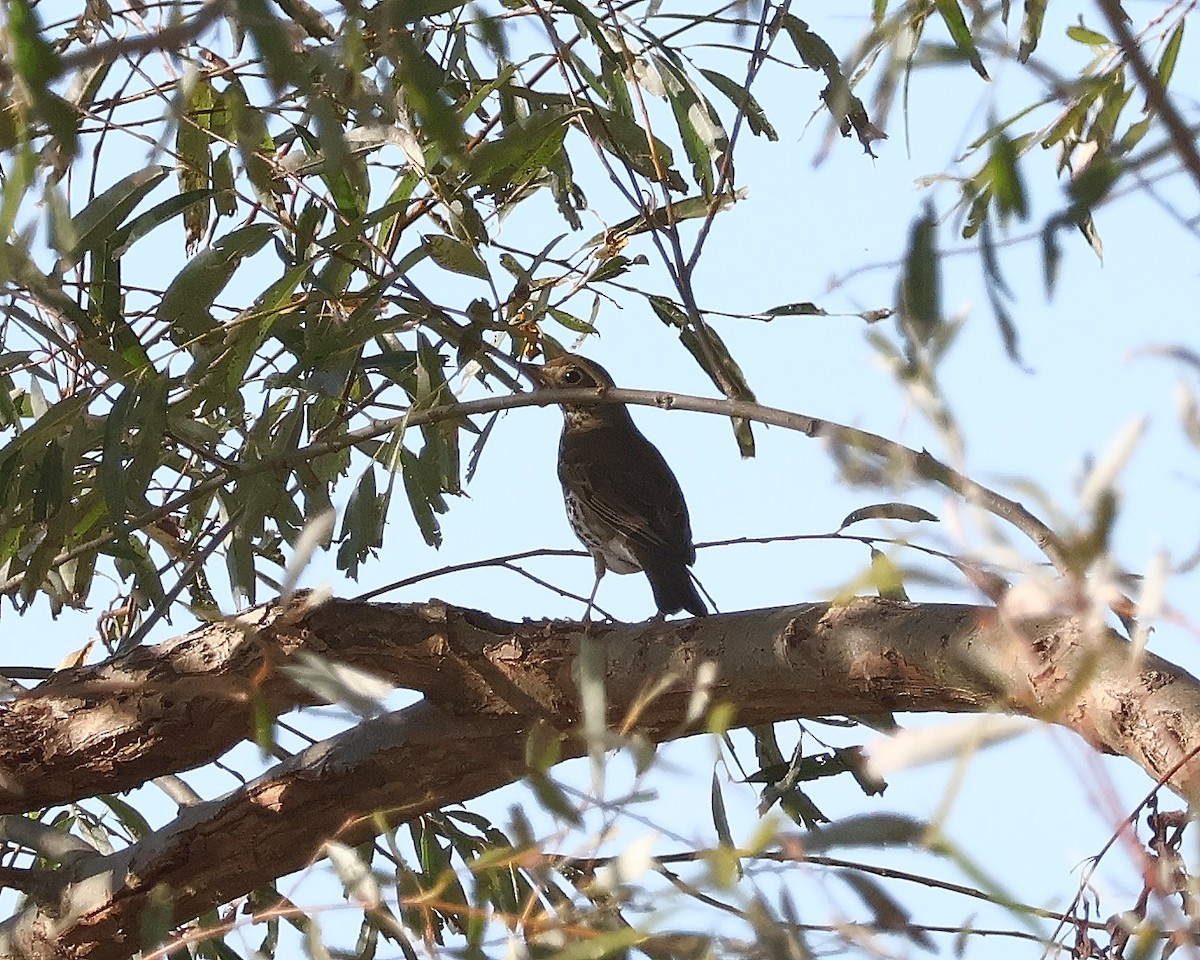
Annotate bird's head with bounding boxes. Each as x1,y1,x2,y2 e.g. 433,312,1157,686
523,354,616,391
523,354,624,428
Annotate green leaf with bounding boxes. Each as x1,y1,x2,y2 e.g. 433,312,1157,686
139,885,174,953
7,0,76,155
222,80,278,206
178,76,216,248
988,128,1028,222
458,63,519,122
699,68,778,141
1066,24,1110,46
109,533,166,608
1019,0,1046,62
581,107,686,192
412,818,450,884
677,323,757,457
1069,151,1120,208
1157,20,1185,92
781,788,831,830
390,28,466,161
101,383,137,524
655,54,728,196
393,0,468,21
839,502,939,528
550,928,645,960
1076,209,1104,261
897,201,941,348
978,217,1026,366
8,0,61,90
424,234,489,279
1118,116,1152,154
779,16,885,154
401,447,444,547
226,527,257,607
468,107,576,196
1041,95,1090,150
465,410,499,484
554,0,621,66
870,548,909,601
961,184,991,240
291,121,367,220
840,872,933,948
66,166,171,265
212,149,237,217
711,772,736,852
762,302,827,317
648,296,688,330
126,373,168,495
595,190,746,243
420,421,461,497
32,440,65,522
933,0,989,79
801,814,928,852
780,15,841,74
547,308,595,334
99,793,153,840
529,773,582,825
157,223,275,342
0,389,95,480
108,189,218,256
238,0,308,91
1086,80,1132,149
1042,218,1063,296
44,183,75,259
86,243,128,362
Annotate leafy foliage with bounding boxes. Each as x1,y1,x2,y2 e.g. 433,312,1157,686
2,0,853,622
9,0,1179,622
1,0,1198,957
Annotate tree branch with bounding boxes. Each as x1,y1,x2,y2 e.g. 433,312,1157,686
0,385,1069,601
3,593,1200,957
1093,1,1200,194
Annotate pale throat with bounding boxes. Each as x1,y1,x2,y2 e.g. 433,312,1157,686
562,406,613,430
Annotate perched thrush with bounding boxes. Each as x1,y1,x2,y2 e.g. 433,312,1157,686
525,354,707,619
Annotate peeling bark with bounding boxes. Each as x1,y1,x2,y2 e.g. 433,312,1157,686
1,594,1198,959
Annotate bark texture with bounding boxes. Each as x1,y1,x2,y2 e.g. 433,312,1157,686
1,594,1197,959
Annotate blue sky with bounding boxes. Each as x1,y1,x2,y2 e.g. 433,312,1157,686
11,1,1200,955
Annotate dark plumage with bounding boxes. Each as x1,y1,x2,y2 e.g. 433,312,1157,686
525,354,706,619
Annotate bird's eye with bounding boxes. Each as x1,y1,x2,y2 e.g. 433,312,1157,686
562,367,583,384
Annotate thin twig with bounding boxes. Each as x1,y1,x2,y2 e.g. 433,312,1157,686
1,385,1068,599
1093,1,1200,195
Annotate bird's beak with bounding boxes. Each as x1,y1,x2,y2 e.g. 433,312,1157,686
519,362,548,389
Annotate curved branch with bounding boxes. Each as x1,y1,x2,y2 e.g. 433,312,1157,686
2,594,1198,958
2,385,1068,599
0,817,97,867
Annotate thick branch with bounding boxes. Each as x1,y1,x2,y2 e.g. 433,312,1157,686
4,595,1199,958
3,595,1195,817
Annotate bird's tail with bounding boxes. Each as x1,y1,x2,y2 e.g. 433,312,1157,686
645,561,708,618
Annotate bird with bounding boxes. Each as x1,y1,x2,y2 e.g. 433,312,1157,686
524,353,707,620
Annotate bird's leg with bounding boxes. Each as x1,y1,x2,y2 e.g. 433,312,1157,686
582,556,606,623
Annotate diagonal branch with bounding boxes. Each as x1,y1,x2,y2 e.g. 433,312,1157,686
1093,1,1200,194
1,385,1070,600
2,595,1200,958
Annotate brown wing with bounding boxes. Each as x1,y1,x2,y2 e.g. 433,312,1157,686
557,423,696,567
